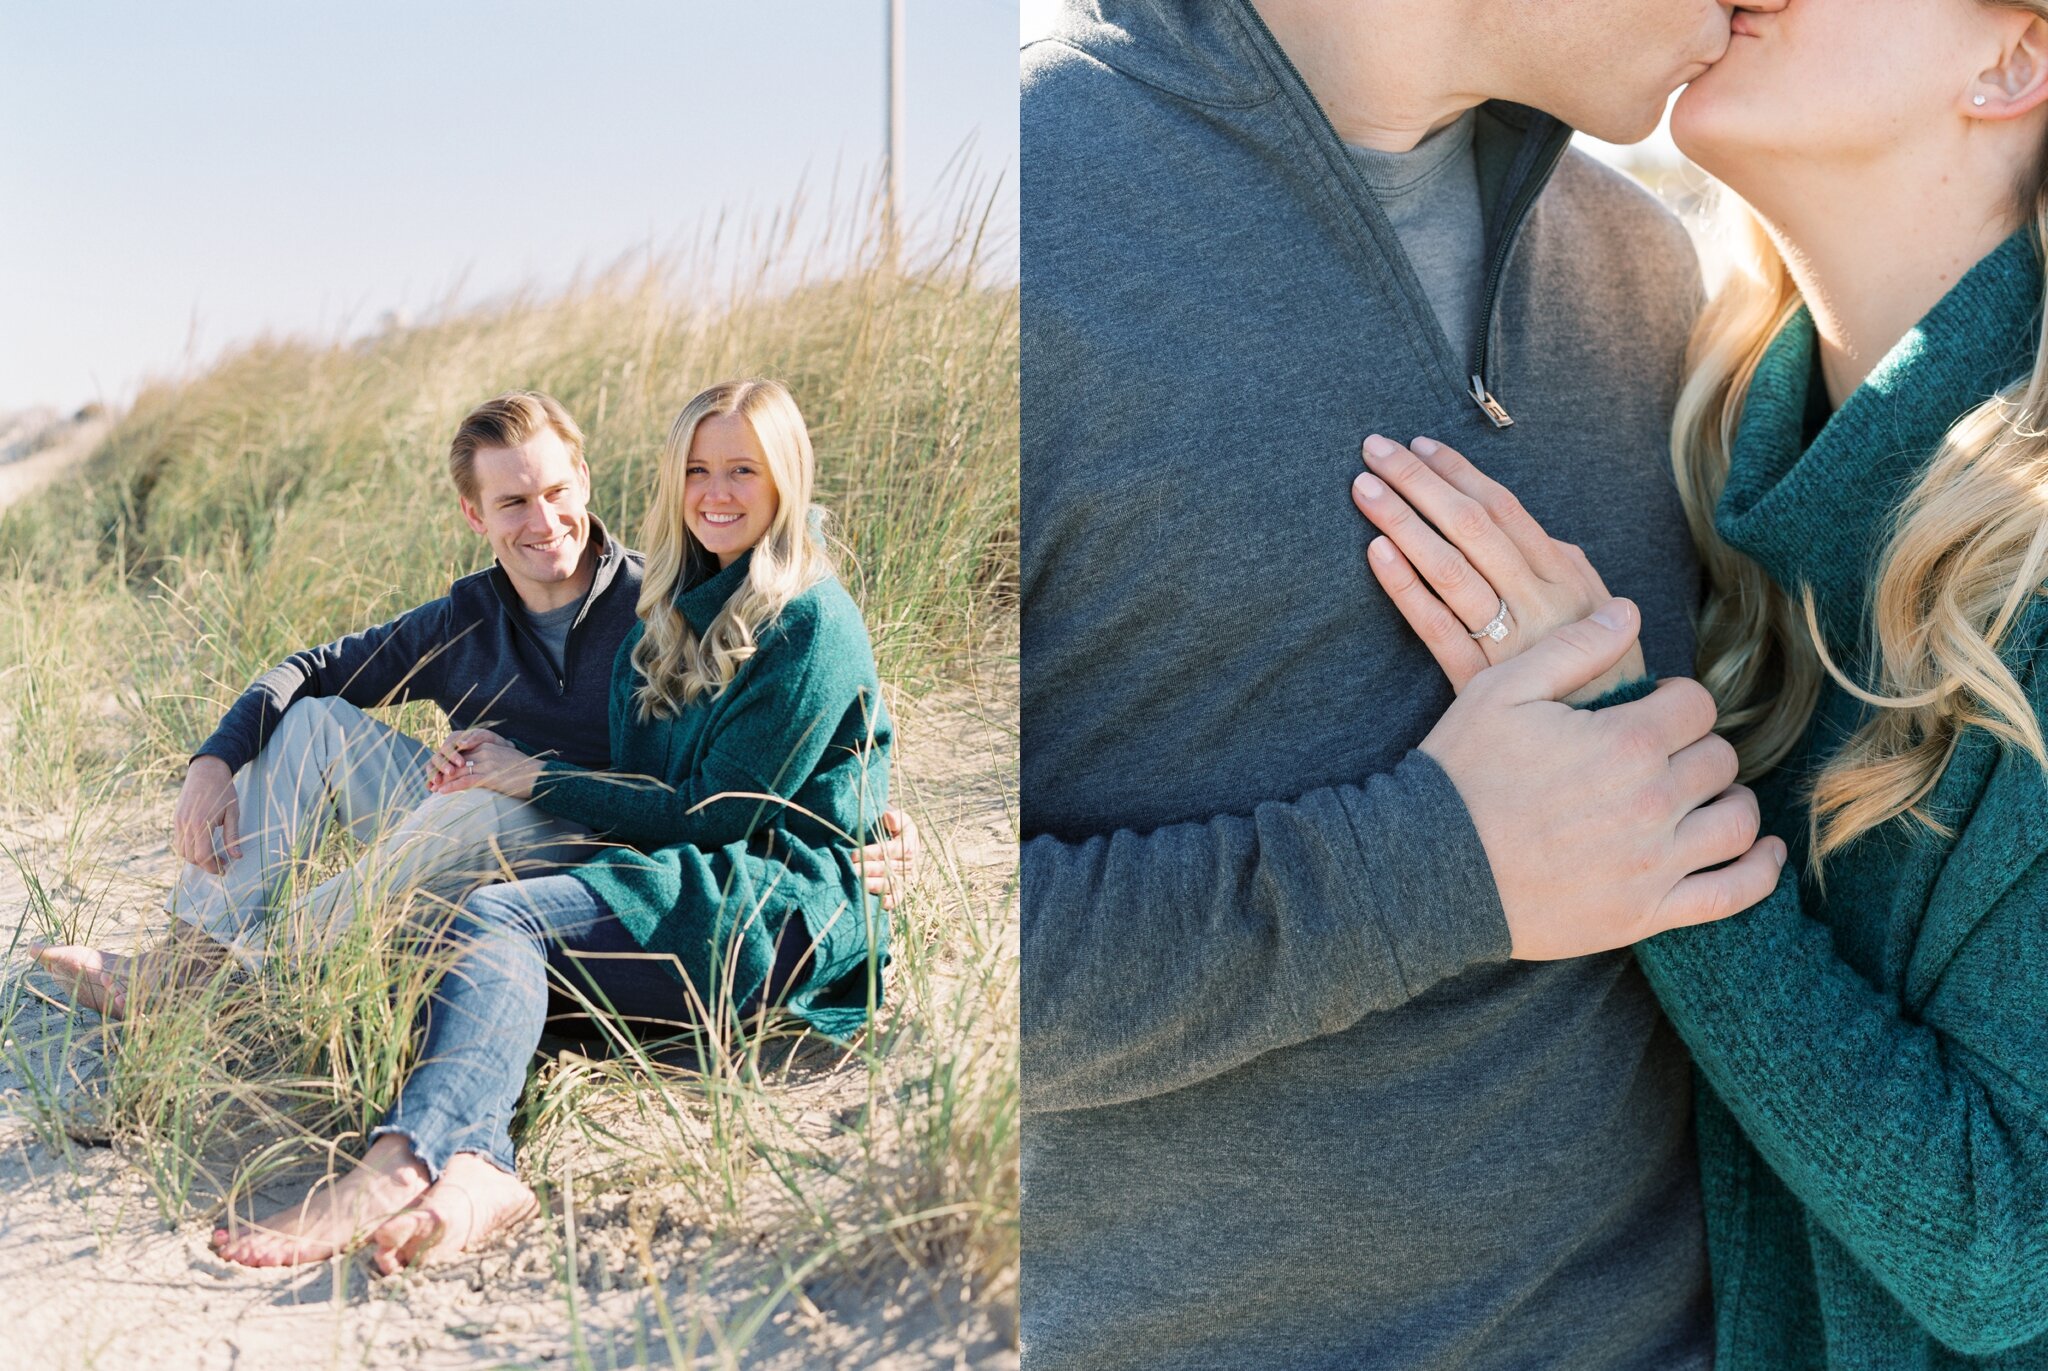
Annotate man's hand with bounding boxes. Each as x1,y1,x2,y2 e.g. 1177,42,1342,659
1419,598,1787,959
174,755,241,875
856,808,920,910
426,727,543,800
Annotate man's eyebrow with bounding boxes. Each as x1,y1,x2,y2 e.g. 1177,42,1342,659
494,481,575,505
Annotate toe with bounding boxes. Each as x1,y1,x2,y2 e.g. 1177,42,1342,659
366,1213,406,1265
391,1209,442,1268
374,1235,413,1272
32,946,78,975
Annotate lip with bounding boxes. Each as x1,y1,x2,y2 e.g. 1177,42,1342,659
1729,9,1763,38
523,532,570,553
699,512,744,526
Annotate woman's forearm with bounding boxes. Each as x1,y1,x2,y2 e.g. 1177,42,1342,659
1636,875,2048,1356
530,758,802,851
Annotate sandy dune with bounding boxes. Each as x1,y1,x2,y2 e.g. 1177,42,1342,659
0,415,109,512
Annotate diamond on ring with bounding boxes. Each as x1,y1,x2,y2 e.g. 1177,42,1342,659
1469,597,1512,643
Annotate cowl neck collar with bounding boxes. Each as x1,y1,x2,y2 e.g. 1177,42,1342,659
1715,229,2043,654
676,549,754,634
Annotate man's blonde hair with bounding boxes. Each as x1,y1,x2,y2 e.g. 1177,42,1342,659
448,390,586,501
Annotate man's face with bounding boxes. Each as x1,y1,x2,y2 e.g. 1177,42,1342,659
460,428,594,595
1503,0,1741,144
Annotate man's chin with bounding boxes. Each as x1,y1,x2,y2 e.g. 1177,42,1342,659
1571,98,1671,147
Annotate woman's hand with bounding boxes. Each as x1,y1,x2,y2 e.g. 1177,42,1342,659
1351,433,1647,704
425,727,544,801
855,808,921,910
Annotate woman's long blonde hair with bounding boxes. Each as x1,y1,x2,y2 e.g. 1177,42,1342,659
631,379,833,719
1673,172,2048,870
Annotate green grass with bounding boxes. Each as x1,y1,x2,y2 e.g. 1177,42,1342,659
0,181,1018,1362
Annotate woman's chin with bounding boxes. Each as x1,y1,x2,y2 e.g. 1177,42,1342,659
1669,80,1740,177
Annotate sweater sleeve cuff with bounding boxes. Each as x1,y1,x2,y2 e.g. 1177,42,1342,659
1336,748,1512,999
529,759,609,827
190,736,251,775
1574,673,1659,712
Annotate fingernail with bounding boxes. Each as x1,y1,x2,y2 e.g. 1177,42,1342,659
1411,436,1439,456
1773,840,1788,868
1369,536,1394,564
1363,434,1396,459
1591,600,1633,631
1355,472,1386,499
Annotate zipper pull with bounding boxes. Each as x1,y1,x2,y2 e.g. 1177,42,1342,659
1470,375,1514,429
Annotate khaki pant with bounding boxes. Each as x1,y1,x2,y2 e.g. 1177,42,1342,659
169,696,593,964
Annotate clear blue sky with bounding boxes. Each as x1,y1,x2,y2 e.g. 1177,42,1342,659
0,1,1019,413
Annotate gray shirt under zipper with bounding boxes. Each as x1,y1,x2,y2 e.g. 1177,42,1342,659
521,595,583,679
1347,110,1486,364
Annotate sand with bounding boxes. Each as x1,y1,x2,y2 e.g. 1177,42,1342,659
0,414,109,511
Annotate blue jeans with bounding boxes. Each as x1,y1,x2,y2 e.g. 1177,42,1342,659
372,874,805,1178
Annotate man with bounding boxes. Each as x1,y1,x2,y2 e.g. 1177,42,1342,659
36,389,913,1015
1022,1,1782,1367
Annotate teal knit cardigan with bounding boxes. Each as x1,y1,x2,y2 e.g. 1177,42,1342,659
1634,230,2048,1367
529,548,892,1041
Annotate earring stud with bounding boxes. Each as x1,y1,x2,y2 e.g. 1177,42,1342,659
1974,94,1988,106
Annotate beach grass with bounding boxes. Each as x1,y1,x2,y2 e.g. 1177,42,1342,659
0,178,1018,1363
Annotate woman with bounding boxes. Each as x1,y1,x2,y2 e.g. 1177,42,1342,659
213,378,894,1272
1351,1,2048,1364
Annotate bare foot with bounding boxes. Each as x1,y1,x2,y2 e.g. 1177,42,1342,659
31,945,138,1017
31,928,227,1019
212,1134,433,1268
367,1152,537,1274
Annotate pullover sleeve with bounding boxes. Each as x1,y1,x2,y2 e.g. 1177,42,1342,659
530,607,871,852
194,599,454,774
1022,748,1510,1114
1636,858,2048,1356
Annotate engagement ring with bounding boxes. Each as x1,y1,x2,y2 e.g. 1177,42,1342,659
1469,597,1513,643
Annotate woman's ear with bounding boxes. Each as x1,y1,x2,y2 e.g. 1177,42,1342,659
1967,15,2048,120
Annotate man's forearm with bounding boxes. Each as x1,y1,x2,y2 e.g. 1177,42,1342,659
1021,749,1509,1114
194,660,315,774
191,608,433,769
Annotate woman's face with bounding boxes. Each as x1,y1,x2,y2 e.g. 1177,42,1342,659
684,412,781,568
1673,0,2001,182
